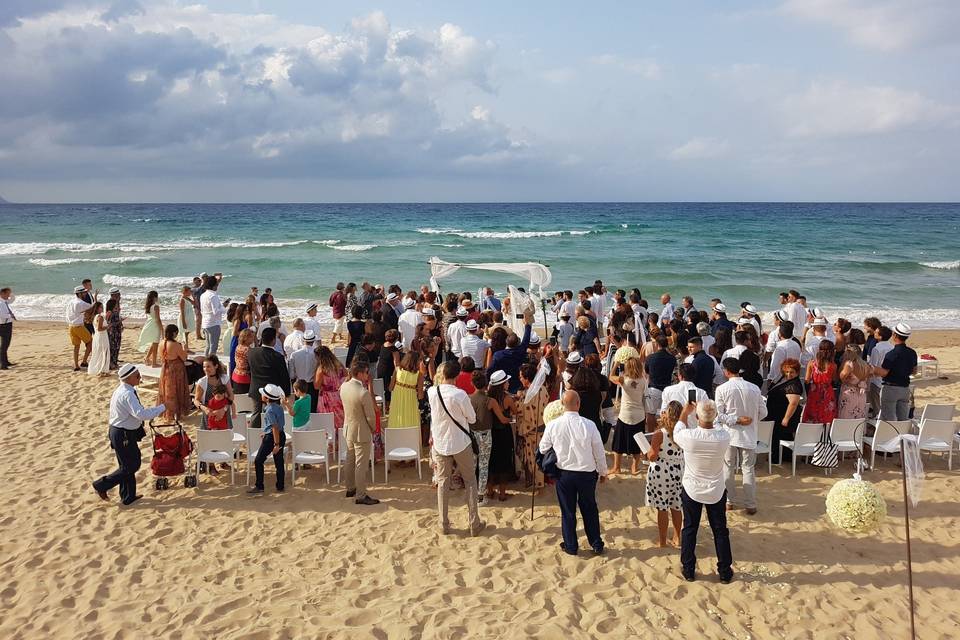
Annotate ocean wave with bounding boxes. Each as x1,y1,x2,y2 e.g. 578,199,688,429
332,244,376,252
312,240,341,245
102,274,198,288
2,239,315,256
28,256,158,266
920,260,960,270
416,227,590,239
432,243,465,248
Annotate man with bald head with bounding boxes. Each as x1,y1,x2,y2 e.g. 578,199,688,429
540,390,609,556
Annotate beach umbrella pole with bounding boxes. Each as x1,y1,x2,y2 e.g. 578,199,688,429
899,438,917,640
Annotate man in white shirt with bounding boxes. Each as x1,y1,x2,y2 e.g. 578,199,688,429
661,363,709,427
283,318,307,354
783,290,807,340
768,321,801,385
199,277,225,357
673,399,734,583
447,307,469,358
397,299,421,351
287,331,320,411
91,364,167,506
800,318,828,370
460,319,490,366
559,291,577,321
540,390,608,556
715,359,766,515
660,293,675,328
0,286,16,370
303,304,323,338
429,360,484,536
66,284,94,371
867,326,894,418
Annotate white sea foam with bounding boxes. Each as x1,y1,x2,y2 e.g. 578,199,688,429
312,240,341,245
102,274,199,288
28,256,157,266
416,227,589,239
2,239,314,256
920,260,960,270
416,228,462,235
433,243,465,248
332,244,376,252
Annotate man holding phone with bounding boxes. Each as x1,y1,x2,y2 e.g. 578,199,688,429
660,363,709,428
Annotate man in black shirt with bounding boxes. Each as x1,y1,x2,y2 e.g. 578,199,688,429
645,336,676,391
874,323,917,421
687,337,716,398
247,327,291,430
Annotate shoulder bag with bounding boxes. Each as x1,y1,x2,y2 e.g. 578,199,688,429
810,424,839,469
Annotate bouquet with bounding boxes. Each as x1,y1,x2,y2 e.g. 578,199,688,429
612,345,640,364
825,477,887,534
543,400,565,425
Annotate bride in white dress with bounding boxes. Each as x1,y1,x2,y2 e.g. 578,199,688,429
88,302,111,376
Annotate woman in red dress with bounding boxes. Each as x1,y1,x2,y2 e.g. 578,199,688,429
802,340,837,424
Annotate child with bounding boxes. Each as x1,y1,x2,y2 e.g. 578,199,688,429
284,379,312,430
249,383,286,494
205,383,235,430
455,356,477,395
646,401,684,548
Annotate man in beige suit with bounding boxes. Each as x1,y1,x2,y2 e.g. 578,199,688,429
340,360,379,505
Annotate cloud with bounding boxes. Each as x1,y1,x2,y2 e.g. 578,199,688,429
782,81,958,137
669,137,729,160
589,54,661,80
782,0,960,51
0,3,539,185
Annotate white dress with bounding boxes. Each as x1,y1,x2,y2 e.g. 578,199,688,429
88,314,111,376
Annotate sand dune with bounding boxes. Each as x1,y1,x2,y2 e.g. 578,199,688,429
1,323,958,639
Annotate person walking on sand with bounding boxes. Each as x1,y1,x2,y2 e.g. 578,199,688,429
0,287,16,370
540,390,609,556
91,364,167,506
341,360,380,505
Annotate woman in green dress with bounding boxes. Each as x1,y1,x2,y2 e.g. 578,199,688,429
388,352,423,428
137,290,162,367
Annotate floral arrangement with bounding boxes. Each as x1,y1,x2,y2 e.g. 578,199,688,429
612,345,640,364
825,477,887,534
543,400,565,425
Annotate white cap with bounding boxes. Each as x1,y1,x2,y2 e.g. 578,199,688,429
465,319,479,331
118,363,139,380
386,292,399,302
304,330,317,342
305,303,317,312
735,317,752,326
421,308,435,317
566,352,583,365
403,298,415,309
74,285,85,293
813,307,826,319
456,307,469,317
894,322,912,338
260,384,284,401
489,370,511,386
775,310,788,322
812,318,827,327
714,303,727,313
108,287,121,295
744,304,758,315
529,333,541,346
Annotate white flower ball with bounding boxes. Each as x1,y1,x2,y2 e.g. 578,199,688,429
543,400,565,425
825,478,887,534
612,345,640,364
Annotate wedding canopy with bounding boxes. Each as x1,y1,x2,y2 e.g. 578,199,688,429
428,257,552,296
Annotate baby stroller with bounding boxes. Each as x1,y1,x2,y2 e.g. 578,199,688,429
150,419,196,489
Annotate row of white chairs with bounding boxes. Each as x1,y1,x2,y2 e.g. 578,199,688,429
194,406,423,490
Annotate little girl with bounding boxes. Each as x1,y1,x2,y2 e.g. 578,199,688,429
205,384,235,430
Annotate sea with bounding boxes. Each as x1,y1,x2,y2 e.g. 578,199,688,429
1,202,958,328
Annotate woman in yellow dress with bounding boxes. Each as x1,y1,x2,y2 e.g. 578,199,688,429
388,352,423,428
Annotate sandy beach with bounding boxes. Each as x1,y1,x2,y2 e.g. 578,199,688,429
2,321,958,639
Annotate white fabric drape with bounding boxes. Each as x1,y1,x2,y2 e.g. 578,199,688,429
429,257,552,295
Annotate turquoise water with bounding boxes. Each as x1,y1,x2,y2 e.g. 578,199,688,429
1,202,958,326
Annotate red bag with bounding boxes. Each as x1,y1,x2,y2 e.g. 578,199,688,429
151,431,193,477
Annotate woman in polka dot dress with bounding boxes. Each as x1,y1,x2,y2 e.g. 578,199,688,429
645,400,684,548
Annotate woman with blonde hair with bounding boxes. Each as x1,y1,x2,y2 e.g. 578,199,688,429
838,344,871,419
646,400,684,547
314,345,348,432
608,356,648,475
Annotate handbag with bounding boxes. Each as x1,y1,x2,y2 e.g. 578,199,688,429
435,387,481,480
810,424,839,469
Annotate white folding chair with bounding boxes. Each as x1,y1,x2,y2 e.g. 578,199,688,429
372,378,386,412
863,420,911,469
914,419,957,470
291,429,331,485
914,404,956,434
383,426,422,482
305,412,335,432
195,430,236,489
780,423,823,476
755,421,774,474
830,419,865,461
333,347,348,367
234,395,256,414
337,429,376,485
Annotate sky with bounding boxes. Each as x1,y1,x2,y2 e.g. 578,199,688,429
0,0,958,202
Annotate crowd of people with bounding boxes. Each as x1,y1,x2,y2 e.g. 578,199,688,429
4,273,919,583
